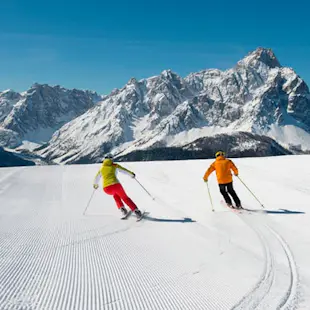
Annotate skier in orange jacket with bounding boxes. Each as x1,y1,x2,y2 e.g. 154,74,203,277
203,151,242,208
93,156,143,218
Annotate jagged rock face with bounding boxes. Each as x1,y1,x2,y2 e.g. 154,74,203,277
239,47,281,69
36,47,310,163
0,90,21,123
38,71,198,162
0,128,21,148
0,84,101,144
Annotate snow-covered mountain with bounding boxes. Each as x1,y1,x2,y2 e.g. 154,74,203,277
114,132,292,162
36,47,310,164
0,84,102,147
0,90,22,123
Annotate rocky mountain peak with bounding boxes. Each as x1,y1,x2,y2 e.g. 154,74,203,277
127,77,138,85
0,89,21,101
1,84,99,143
240,47,281,68
160,69,180,80
30,83,49,90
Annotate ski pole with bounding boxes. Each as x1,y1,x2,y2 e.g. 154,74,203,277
135,178,155,200
83,189,96,215
206,182,215,212
237,176,265,208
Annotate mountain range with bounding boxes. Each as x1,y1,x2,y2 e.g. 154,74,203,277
1,47,310,165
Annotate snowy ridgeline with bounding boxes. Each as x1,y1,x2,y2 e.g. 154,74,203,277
1,47,310,165
0,155,309,309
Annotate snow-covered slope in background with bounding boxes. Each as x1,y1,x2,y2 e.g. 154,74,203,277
37,48,310,163
0,84,102,146
115,132,292,162
0,156,309,309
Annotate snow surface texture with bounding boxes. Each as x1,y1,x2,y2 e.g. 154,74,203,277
0,155,309,309
35,47,310,163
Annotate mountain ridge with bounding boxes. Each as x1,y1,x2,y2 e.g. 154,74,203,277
0,84,102,148
1,47,310,165
38,47,310,163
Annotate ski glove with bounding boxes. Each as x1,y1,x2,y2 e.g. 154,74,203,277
203,178,208,183
93,184,99,190
131,173,136,178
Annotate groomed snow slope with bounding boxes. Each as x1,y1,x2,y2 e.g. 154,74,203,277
0,156,309,309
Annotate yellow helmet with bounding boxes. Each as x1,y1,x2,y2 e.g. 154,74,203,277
102,154,113,165
215,151,225,158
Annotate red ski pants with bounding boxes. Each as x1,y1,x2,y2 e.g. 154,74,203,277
103,183,137,211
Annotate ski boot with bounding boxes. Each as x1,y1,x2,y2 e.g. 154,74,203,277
120,207,128,216
134,209,143,219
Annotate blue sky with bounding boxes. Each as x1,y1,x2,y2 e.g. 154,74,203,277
0,0,309,95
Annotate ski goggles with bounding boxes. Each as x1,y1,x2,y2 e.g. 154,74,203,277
215,151,225,157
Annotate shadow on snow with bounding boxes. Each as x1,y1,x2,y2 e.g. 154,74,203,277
243,208,305,215
265,208,305,215
144,213,196,223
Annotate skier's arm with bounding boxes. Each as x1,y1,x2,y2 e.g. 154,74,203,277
93,170,102,188
230,160,239,176
203,164,215,181
114,164,135,177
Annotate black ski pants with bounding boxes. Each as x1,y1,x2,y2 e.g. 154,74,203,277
219,182,241,206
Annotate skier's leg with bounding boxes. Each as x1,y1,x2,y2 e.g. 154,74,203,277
113,193,128,216
115,183,138,212
113,194,124,209
104,185,124,209
227,182,241,207
219,184,232,205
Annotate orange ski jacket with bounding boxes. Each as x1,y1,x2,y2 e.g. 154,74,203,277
94,159,134,188
203,156,238,184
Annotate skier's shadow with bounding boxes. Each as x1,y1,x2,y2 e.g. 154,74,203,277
144,213,196,223
265,209,305,215
244,208,305,214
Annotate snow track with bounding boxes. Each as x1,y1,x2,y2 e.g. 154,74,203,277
231,210,299,310
267,225,299,310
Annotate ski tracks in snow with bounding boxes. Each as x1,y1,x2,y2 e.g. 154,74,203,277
231,209,299,310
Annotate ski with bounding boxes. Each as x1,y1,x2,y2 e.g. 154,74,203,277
121,210,147,221
221,201,243,212
220,201,254,216
136,211,146,222
121,210,132,220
